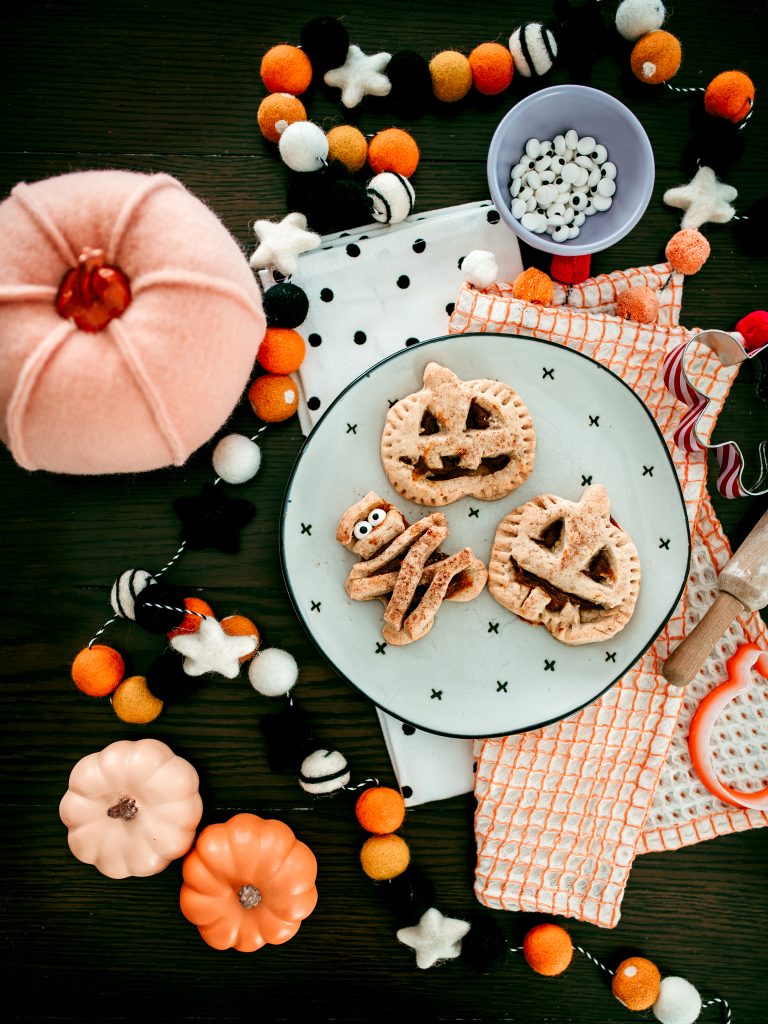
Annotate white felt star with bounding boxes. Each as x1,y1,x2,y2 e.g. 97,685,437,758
249,212,320,278
170,617,257,679
324,45,392,109
663,166,737,230
396,908,471,970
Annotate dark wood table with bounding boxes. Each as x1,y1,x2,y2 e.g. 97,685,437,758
2,2,766,1020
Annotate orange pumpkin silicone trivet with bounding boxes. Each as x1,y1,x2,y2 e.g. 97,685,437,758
179,812,318,951
688,643,768,810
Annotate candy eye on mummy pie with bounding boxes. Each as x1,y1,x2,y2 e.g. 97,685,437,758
509,131,617,240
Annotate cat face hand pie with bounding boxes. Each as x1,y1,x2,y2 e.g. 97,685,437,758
488,484,641,645
380,363,536,507
337,491,487,646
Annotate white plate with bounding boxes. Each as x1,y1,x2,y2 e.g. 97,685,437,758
281,333,690,738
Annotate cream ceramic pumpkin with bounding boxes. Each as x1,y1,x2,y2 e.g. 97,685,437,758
59,738,203,879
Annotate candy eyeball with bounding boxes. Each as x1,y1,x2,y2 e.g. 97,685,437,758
353,520,373,539
367,507,387,525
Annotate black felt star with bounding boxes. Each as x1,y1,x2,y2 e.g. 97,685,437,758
173,484,254,554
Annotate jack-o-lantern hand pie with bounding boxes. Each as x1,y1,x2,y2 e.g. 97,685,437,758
488,485,641,645
381,363,536,506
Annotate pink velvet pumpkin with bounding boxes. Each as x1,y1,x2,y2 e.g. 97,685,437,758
0,170,265,474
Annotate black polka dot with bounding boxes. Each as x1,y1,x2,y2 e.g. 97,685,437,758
346,243,361,257
446,302,455,315
359,235,369,240
307,397,321,411
354,330,367,345
308,333,322,347
413,238,426,253
339,232,350,238
273,270,286,283
487,209,500,224
405,337,419,347
320,287,334,302
473,762,477,773
402,723,416,735
457,256,465,270
401,785,413,798
397,275,410,289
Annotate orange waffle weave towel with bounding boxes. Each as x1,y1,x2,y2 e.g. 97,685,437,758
451,263,767,927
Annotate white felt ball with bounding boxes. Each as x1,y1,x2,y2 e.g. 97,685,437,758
615,0,666,41
652,977,702,1024
462,250,498,289
110,568,154,620
367,172,415,224
278,121,329,173
508,23,558,77
299,749,351,795
248,647,298,697
212,433,262,485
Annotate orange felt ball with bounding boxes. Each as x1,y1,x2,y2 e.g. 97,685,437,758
355,786,407,834
360,834,411,880
368,129,420,178
630,31,682,85
248,374,299,423
665,228,711,275
327,125,368,172
220,614,260,662
111,675,164,724
469,43,514,96
523,923,573,976
257,93,307,143
257,327,306,374
429,50,472,102
616,285,659,324
512,267,554,305
260,45,313,95
167,597,215,639
71,644,125,697
704,70,755,124
612,957,661,1011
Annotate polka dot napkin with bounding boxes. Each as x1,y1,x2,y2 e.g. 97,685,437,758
264,200,523,435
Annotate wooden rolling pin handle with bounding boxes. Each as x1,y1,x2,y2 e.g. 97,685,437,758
662,591,746,688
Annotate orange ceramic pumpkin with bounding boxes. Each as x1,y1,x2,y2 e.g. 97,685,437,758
59,738,203,878
180,812,318,952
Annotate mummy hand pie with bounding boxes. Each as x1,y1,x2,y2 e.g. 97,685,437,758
488,484,641,646
337,491,487,646
380,362,536,506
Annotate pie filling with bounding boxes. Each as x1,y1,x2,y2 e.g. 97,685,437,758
400,454,512,481
510,559,607,614
418,400,494,436
373,551,473,601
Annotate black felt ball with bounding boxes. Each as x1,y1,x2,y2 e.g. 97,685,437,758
321,178,374,233
685,118,746,177
133,582,186,634
552,0,613,79
145,649,203,703
287,162,373,234
734,194,768,256
263,282,310,328
299,16,349,72
460,914,509,973
286,162,345,227
259,700,315,772
387,50,432,114
379,864,436,926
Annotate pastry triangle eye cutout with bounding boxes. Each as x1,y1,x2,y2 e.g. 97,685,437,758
337,492,487,646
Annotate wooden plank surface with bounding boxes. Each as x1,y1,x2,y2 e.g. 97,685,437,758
1,1,766,1021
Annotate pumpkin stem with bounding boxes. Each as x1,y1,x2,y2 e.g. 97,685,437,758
238,884,262,909
107,795,138,820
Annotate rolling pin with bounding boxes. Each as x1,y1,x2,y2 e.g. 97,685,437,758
663,506,768,687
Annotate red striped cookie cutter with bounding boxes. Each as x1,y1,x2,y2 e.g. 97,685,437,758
663,328,768,498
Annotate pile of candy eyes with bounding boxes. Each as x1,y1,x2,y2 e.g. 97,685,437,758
352,507,387,539
509,130,617,241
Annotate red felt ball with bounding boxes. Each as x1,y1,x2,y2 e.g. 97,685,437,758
550,253,591,286
260,45,313,96
469,43,514,96
735,310,768,353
